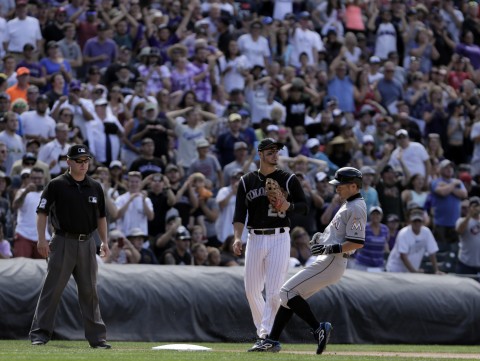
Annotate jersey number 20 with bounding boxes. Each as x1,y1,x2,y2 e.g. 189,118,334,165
268,204,286,218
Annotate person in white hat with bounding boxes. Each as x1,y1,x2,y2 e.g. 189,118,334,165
37,123,72,178
223,141,257,184
188,138,223,191
353,104,376,143
352,134,377,170
388,128,430,180
87,97,124,166
386,210,442,274
350,206,389,272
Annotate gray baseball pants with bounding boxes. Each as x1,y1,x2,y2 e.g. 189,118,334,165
29,234,107,345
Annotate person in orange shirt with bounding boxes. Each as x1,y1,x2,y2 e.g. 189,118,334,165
6,67,30,103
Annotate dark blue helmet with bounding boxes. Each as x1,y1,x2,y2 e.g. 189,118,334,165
329,167,363,188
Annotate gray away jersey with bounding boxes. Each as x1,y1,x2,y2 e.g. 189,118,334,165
317,195,367,251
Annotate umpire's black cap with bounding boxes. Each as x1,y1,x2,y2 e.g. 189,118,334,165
258,138,284,152
329,167,363,188
67,144,92,159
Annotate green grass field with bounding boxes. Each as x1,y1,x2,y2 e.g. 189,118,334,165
1,341,480,361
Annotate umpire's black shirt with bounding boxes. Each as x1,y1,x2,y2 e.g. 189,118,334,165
37,172,106,234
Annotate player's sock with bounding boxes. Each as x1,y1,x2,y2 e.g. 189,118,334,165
287,296,319,330
269,306,294,341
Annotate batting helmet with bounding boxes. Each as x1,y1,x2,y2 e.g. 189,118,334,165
329,167,363,188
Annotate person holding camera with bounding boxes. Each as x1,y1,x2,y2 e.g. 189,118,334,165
129,137,166,179
12,167,49,258
37,123,72,178
130,102,173,162
50,81,95,142
88,98,124,166
104,229,140,264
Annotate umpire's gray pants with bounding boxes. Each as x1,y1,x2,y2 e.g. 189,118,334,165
29,234,107,344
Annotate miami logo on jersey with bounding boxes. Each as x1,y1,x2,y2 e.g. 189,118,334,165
351,217,363,231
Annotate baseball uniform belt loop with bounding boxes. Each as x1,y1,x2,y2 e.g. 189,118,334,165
55,230,93,241
251,228,285,235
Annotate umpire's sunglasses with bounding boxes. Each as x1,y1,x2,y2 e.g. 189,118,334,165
72,158,90,164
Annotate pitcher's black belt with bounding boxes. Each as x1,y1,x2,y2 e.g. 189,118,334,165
55,230,93,241
250,228,286,235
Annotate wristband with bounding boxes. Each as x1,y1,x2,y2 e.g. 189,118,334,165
329,244,343,254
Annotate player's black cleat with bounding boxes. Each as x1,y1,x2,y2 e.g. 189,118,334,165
247,338,281,352
247,338,264,352
312,322,332,355
90,342,112,349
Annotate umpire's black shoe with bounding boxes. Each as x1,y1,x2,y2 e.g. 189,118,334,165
31,340,46,346
90,342,112,349
312,322,332,355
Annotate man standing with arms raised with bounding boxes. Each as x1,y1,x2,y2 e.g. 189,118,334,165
30,144,111,349
233,138,307,351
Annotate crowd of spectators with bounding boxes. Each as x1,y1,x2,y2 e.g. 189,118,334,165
0,0,479,273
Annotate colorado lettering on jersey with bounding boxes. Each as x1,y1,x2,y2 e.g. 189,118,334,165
291,103,306,114
182,132,204,141
378,29,396,36
138,164,163,174
246,187,266,201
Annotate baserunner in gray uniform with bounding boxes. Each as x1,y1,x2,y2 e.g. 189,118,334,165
250,167,367,354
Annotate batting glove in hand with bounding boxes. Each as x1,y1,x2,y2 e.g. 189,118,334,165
309,232,323,246
311,243,343,256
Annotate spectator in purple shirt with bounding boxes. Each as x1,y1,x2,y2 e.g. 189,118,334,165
456,30,480,70
189,44,216,104
83,23,117,72
145,3,193,62
170,57,195,95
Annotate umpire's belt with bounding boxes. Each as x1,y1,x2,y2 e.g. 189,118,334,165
250,228,285,235
55,230,93,241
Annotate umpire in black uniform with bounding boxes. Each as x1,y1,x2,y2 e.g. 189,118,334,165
30,144,112,349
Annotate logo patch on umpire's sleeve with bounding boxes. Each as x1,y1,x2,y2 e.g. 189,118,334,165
38,198,47,209
88,196,97,204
